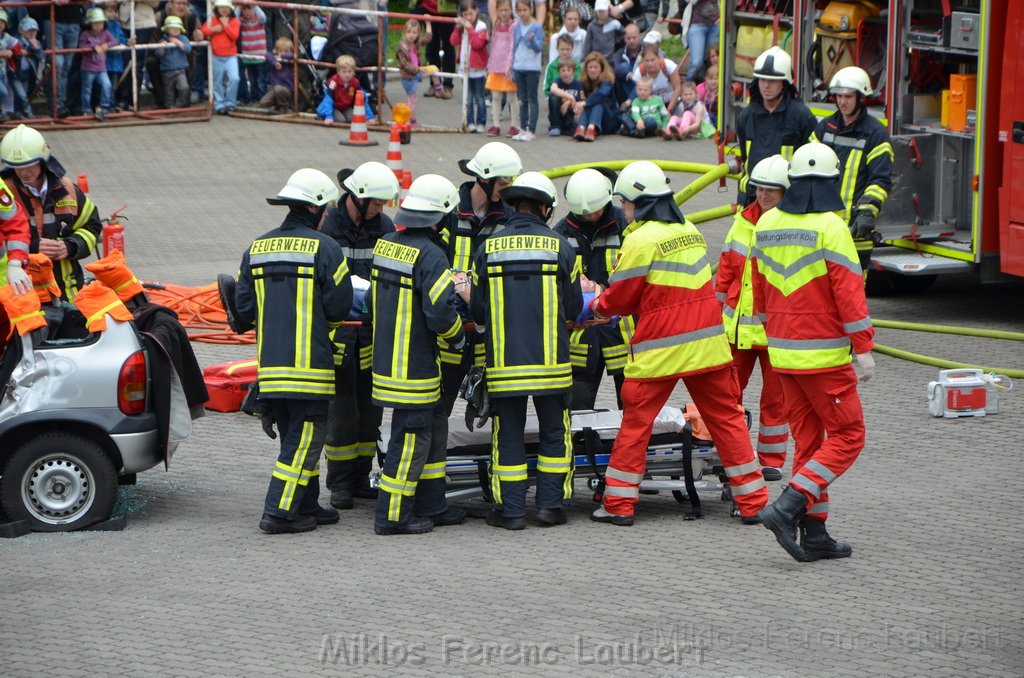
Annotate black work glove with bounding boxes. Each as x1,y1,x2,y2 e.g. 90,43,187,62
241,384,277,439
850,211,876,241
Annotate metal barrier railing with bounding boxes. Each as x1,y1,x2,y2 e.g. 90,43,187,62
0,0,468,131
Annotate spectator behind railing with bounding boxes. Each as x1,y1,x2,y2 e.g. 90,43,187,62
29,0,86,116
152,0,203,108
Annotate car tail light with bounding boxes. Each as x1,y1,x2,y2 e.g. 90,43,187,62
118,350,147,415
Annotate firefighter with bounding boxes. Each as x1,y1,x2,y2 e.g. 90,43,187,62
716,155,791,482
811,66,894,262
439,141,522,416
0,171,31,349
235,168,353,534
470,172,582,530
369,174,467,535
0,124,102,300
752,142,875,562
320,161,399,511
588,161,768,527
736,47,817,207
552,168,630,410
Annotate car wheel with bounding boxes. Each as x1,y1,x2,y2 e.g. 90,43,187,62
0,433,118,532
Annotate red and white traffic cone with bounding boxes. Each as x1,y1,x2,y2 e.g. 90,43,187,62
386,124,404,175
338,90,379,147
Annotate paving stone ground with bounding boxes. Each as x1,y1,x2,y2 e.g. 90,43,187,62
1,87,1022,677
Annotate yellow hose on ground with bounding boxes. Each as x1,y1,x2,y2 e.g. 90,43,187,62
872,343,1024,379
872,319,1024,343
872,319,1024,378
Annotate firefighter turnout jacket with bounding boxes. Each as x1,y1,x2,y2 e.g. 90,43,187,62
717,201,767,350
470,213,583,397
438,181,513,368
1,164,101,299
553,205,633,377
811,109,894,222
236,211,353,398
736,90,816,204
0,179,30,271
320,195,395,370
595,219,732,379
369,229,465,408
751,209,875,372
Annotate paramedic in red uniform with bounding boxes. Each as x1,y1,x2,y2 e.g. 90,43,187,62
716,155,791,481
753,142,875,562
588,161,768,527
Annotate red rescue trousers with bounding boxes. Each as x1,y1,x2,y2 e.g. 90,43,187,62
603,366,769,518
777,366,866,523
733,346,789,468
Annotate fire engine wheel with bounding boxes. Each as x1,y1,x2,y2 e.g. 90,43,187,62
0,433,118,532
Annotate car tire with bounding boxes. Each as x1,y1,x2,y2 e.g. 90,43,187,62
0,433,118,532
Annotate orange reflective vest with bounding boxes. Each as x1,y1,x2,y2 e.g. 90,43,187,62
72,281,134,332
85,249,144,302
0,283,46,338
595,219,731,380
751,209,874,373
26,252,61,303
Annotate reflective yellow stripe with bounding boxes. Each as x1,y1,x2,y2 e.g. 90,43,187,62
453,231,473,273
333,259,350,286
71,197,98,253
427,270,451,305
324,442,359,462
866,142,894,164
86,300,123,328
840,149,863,222
490,275,505,368
420,461,446,480
276,420,316,511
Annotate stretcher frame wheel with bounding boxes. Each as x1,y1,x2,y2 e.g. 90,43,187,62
587,475,601,492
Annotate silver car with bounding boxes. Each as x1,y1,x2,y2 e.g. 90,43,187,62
0,308,186,531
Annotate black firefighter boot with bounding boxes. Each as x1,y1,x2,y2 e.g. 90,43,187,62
800,517,853,561
757,485,809,562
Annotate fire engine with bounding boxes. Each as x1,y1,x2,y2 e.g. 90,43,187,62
717,0,1023,291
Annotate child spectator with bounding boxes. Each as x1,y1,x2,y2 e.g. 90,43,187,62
582,0,622,63
547,6,585,62
321,54,359,124
158,16,192,109
256,36,295,113
697,61,717,126
547,55,583,137
397,19,443,125
666,79,710,139
451,0,489,133
201,0,240,114
12,16,43,119
78,7,119,121
511,0,544,141
629,43,680,110
0,11,18,120
572,51,618,141
485,0,517,137
628,75,668,137
237,3,268,104
543,33,580,98
100,3,129,112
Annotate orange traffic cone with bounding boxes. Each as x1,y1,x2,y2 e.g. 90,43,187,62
338,90,379,147
386,124,403,174
399,169,413,205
